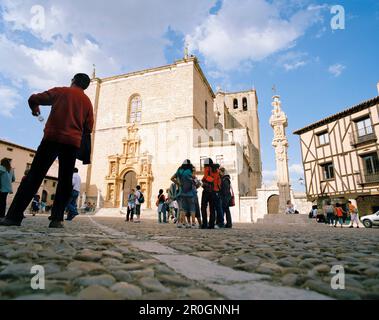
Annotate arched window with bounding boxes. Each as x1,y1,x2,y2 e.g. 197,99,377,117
128,95,142,123
233,98,238,109
242,97,248,111
205,101,208,130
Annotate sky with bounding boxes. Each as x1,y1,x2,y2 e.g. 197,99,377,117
0,0,378,191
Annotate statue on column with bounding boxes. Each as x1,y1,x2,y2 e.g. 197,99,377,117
269,95,291,214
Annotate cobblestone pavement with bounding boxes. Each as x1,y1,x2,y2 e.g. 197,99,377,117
0,214,378,300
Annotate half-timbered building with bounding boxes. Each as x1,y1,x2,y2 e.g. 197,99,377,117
294,84,379,216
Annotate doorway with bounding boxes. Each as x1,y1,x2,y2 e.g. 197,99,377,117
122,171,137,207
267,195,279,214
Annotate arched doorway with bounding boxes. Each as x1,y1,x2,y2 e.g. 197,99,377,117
122,171,137,207
267,195,279,214
41,190,48,203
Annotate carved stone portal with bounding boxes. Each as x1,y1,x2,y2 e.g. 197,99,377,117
104,125,153,208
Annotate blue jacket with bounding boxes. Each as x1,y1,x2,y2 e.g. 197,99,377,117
0,166,15,193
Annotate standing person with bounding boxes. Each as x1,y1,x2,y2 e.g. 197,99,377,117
0,158,15,218
66,168,81,221
324,200,335,226
156,189,166,223
334,203,345,228
220,167,233,228
348,201,360,228
167,182,179,222
201,159,223,229
171,160,196,228
31,194,40,216
200,158,218,229
0,73,94,228
192,168,202,228
134,185,143,223
126,189,136,222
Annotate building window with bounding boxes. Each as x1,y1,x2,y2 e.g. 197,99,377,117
7,147,13,152
51,194,55,201
25,163,32,171
363,153,379,175
52,182,56,188
29,154,34,158
242,97,248,111
317,132,329,146
205,101,208,130
43,179,47,185
356,117,373,137
128,95,142,123
321,163,334,180
233,98,238,109
200,156,208,171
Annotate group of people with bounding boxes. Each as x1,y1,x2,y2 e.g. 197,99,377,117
125,185,144,223
310,200,360,228
155,158,234,229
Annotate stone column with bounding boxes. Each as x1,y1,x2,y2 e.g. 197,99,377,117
269,95,291,214
96,189,101,209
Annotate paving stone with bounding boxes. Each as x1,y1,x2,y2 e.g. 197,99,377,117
158,275,192,287
111,282,142,299
0,263,34,278
129,268,155,278
75,249,103,262
185,288,213,300
67,261,105,273
75,274,116,287
102,250,123,260
78,285,121,300
139,277,171,292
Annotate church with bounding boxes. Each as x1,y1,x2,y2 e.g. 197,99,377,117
77,53,265,222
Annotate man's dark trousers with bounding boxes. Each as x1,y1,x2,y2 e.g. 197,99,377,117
200,190,214,228
6,140,77,223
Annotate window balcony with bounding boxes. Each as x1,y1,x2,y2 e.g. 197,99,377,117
350,127,377,146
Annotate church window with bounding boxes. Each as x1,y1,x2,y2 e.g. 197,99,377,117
242,97,248,111
233,98,238,109
205,101,208,130
128,95,142,123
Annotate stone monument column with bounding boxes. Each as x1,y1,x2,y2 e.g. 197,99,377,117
269,95,291,214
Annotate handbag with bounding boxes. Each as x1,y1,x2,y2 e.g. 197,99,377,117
229,185,235,207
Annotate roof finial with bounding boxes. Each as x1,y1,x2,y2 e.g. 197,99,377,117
92,64,96,79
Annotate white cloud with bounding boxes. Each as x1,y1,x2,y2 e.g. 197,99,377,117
186,0,324,70
289,163,304,175
328,63,346,77
284,61,306,71
0,0,216,91
0,85,22,117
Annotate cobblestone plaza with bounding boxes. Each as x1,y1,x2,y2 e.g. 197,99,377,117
0,214,378,300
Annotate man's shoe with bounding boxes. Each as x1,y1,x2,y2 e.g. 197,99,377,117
0,218,21,227
49,221,64,228
48,215,52,220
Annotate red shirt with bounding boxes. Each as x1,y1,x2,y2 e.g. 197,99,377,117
202,166,221,192
28,87,94,148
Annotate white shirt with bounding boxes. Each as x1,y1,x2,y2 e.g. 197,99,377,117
72,172,81,192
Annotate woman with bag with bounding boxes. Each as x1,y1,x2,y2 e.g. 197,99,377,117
220,167,233,228
0,158,16,218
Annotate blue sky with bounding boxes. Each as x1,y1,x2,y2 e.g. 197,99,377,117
0,0,378,191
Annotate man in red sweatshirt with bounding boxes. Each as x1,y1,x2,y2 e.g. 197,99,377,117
0,73,94,228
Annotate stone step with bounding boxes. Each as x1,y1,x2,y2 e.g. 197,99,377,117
257,214,313,225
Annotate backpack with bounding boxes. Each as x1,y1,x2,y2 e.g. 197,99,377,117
138,192,144,204
178,169,193,194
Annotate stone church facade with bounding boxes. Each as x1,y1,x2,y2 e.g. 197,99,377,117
78,56,263,222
